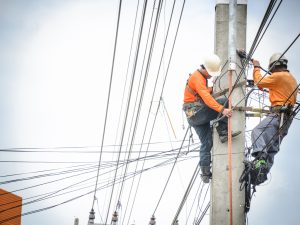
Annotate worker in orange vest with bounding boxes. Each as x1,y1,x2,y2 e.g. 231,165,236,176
251,53,298,185
183,54,241,183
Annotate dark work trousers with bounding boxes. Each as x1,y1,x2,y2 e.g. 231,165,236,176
251,113,293,171
187,98,228,167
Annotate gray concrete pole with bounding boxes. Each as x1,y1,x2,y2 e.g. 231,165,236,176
210,0,247,225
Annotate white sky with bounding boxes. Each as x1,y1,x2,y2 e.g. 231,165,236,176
0,0,300,225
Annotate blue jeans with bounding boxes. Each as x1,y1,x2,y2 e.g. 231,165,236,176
251,113,293,170
187,98,228,167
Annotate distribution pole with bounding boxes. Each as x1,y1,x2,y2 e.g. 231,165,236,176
210,0,247,225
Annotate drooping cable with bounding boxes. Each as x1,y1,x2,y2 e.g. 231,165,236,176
0,147,196,224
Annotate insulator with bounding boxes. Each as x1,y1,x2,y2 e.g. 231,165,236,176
88,208,95,224
74,218,79,225
112,211,118,222
149,215,156,225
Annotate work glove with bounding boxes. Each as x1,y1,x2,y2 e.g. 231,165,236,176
252,59,261,68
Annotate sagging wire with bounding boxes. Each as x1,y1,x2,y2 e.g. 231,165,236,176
0,148,197,223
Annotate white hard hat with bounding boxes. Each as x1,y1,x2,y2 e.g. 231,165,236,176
202,54,221,76
269,52,288,69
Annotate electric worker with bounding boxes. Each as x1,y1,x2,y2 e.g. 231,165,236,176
251,53,298,185
183,54,241,183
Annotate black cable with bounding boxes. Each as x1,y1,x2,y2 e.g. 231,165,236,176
0,163,94,178
91,0,123,212
152,126,189,215
212,0,284,120
184,181,203,225
115,0,165,211
251,0,282,54
0,149,196,224
195,201,210,225
125,1,185,217
103,0,150,222
247,0,278,59
171,164,200,225
0,140,194,153
124,0,187,222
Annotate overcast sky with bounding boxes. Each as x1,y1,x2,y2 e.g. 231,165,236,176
0,0,299,225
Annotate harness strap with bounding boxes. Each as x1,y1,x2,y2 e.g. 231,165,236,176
185,70,207,103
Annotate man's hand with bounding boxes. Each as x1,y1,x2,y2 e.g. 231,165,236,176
222,108,232,117
252,59,261,68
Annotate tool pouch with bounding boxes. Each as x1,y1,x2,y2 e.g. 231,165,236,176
182,102,202,119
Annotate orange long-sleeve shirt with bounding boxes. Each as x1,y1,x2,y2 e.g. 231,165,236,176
253,67,298,106
183,70,223,112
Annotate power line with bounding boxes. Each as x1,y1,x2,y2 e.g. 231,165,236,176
115,0,164,213
91,0,123,213
0,150,196,224
103,1,161,222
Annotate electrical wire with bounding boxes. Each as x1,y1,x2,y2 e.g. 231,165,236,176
0,148,196,224
152,126,189,216
171,164,200,225
115,0,164,212
91,0,123,213
120,0,188,223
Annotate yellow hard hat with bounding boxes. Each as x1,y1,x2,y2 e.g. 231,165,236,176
202,54,221,76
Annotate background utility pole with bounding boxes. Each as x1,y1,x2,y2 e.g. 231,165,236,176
211,1,247,225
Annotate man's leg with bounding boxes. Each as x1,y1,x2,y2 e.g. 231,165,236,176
251,115,279,159
251,114,280,184
193,123,213,183
266,114,293,169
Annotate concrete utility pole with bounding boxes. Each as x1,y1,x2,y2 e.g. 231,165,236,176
211,0,247,225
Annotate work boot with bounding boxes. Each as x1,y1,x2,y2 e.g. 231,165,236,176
251,158,269,185
200,166,212,183
219,131,242,143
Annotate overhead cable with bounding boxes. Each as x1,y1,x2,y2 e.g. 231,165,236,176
91,0,123,213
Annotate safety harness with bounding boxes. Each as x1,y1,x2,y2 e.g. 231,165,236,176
182,70,207,118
